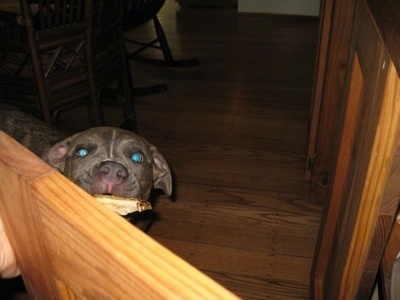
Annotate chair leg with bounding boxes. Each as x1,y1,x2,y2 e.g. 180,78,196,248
88,101,106,127
153,16,174,63
127,16,201,68
119,112,138,133
117,83,139,133
113,61,139,133
89,79,106,127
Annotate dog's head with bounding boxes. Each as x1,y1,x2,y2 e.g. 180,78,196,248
42,127,172,200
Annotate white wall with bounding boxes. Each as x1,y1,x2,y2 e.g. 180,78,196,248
238,0,320,17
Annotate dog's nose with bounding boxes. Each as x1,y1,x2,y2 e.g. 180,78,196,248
98,161,128,182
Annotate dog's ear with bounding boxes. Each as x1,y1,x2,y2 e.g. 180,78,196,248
147,143,172,197
42,134,77,172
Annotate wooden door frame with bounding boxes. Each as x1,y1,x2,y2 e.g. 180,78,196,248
306,0,358,203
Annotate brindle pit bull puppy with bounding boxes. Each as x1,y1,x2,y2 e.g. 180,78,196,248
0,104,172,230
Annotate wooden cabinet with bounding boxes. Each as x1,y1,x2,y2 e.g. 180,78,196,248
310,0,400,298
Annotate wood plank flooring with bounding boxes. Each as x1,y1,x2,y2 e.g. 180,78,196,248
61,1,322,299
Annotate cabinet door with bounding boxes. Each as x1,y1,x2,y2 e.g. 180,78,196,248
311,0,400,298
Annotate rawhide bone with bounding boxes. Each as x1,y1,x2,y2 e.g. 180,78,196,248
93,194,152,216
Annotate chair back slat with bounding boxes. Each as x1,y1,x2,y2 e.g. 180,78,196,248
33,0,86,29
93,0,124,51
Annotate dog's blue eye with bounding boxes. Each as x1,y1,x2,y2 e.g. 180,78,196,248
131,152,144,163
76,147,88,157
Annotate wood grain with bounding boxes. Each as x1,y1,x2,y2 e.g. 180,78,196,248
308,0,358,203
311,50,365,299
0,134,58,298
312,0,400,296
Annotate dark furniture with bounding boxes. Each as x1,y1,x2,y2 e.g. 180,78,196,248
0,0,137,130
0,0,103,126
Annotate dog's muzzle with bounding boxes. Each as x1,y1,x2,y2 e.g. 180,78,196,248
97,161,128,194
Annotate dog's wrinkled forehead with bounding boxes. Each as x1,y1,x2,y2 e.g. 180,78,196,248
69,127,151,158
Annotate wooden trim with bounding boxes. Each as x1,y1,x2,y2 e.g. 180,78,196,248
305,0,333,181
311,49,365,299
337,60,400,299
308,0,358,202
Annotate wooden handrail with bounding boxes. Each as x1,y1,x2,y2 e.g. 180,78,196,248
0,131,239,299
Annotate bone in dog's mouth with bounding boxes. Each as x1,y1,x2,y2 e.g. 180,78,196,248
93,194,152,216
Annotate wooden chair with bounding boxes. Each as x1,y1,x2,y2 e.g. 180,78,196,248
0,130,239,299
0,0,104,126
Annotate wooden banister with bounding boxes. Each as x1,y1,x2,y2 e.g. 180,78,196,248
0,131,238,299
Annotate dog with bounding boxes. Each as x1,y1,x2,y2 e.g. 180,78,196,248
0,104,172,229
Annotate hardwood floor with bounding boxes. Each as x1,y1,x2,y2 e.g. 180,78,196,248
62,1,322,299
